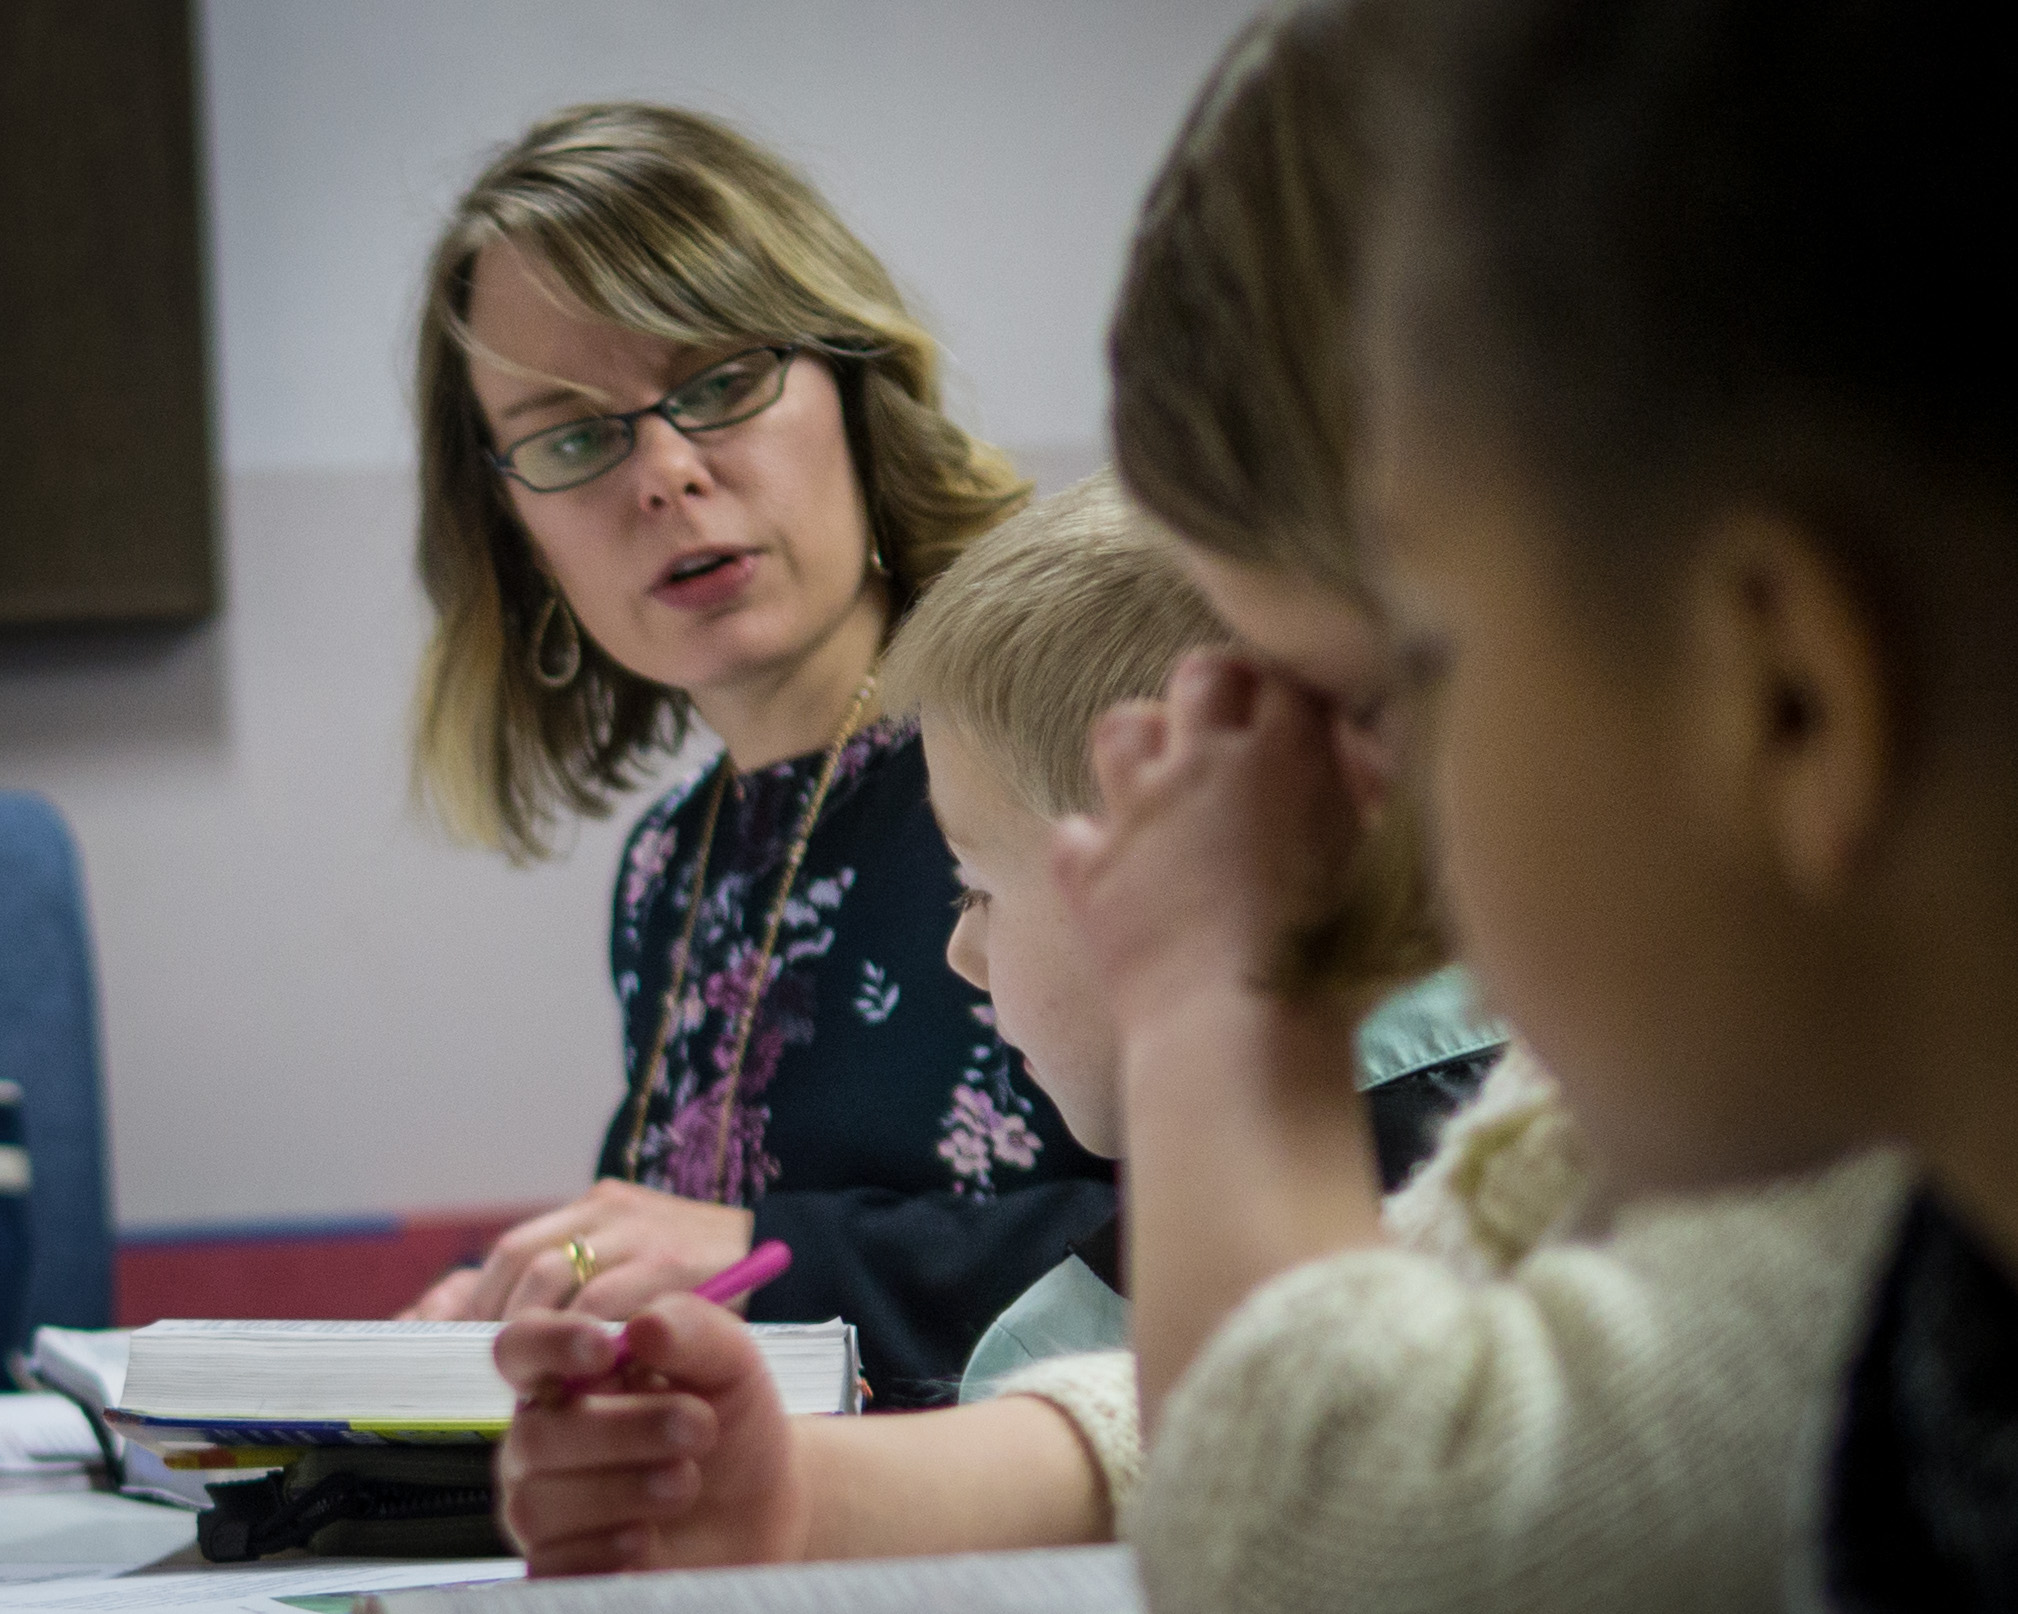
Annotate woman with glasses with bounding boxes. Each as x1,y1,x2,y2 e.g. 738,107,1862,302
402,103,1114,1405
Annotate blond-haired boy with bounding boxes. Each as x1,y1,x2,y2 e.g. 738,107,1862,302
487,472,1502,1575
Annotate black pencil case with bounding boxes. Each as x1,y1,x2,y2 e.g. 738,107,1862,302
198,1444,509,1561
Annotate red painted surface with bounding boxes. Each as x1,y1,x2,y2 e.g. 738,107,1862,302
115,1208,549,1326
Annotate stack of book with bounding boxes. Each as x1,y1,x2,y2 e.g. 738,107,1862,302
26,1317,860,1559
105,1317,861,1450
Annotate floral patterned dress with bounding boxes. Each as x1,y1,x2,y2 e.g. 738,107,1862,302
596,716,1115,1405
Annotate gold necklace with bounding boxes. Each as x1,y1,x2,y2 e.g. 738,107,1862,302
620,673,879,1196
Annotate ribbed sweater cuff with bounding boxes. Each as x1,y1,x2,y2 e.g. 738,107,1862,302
995,1349,1143,1518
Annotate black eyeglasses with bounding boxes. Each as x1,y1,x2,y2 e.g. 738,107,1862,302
489,345,800,493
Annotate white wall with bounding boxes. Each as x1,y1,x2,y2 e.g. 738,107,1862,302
0,0,1255,1230
204,0,1256,472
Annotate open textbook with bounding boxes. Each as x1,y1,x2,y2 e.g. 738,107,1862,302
20,1327,217,1507
23,1326,131,1417
0,1395,102,1492
359,1546,1144,1614
100,1319,860,1449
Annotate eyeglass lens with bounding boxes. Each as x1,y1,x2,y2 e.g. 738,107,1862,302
506,348,792,492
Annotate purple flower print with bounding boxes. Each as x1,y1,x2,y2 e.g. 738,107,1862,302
992,1112,1039,1169
710,1095,782,1206
646,1078,781,1204
637,879,833,1201
703,940,771,1017
622,822,681,916
937,1082,1043,1197
938,1125,992,1180
623,714,1041,1218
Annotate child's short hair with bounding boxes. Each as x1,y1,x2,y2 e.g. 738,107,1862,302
888,470,1443,994
882,471,1227,819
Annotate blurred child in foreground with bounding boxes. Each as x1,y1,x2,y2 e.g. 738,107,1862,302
1343,0,2017,1602
1065,6,1920,1609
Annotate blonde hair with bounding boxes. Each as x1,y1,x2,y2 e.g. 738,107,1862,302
413,102,1029,861
882,471,1228,819
1107,10,1443,995
1107,7,1372,596
887,469,1443,994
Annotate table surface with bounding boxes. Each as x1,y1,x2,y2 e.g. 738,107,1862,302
0,1491,199,1572
0,1492,527,1613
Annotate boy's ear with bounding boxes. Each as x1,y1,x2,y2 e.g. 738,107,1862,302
1684,512,1892,900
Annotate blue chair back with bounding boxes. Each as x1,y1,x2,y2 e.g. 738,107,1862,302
0,792,113,1348
2,1070,26,1351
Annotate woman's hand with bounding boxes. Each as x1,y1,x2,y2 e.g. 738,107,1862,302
494,1298,810,1576
403,1181,755,1321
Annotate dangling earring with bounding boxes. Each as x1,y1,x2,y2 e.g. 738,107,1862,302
867,530,891,579
530,592,582,689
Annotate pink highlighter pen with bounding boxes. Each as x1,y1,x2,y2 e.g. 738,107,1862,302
692,1237,793,1306
560,1238,793,1393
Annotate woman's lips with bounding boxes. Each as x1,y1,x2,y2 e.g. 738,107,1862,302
650,551,758,611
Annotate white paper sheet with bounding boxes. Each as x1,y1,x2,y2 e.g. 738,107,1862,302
0,1558,521,1612
0,1398,101,1476
366,1547,1140,1614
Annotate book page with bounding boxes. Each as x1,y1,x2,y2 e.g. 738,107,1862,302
28,1330,132,1411
117,1321,857,1423
133,1321,505,1340
0,1397,101,1470
364,1546,1141,1614
0,1558,520,1611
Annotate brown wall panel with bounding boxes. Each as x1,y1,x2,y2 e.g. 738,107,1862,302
0,0,217,626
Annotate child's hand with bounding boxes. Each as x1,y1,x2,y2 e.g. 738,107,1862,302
1054,653,1396,1429
1053,652,1375,1028
494,1297,809,1576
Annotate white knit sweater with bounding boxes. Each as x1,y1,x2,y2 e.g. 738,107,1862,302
999,1052,1912,1613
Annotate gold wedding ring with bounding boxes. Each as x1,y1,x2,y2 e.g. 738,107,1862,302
563,1237,599,1290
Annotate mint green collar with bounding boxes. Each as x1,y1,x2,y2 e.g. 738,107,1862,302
1355,964,1505,1090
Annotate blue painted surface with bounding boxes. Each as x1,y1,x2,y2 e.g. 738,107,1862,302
0,792,113,1343
118,1214,406,1247
1,1075,28,1352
